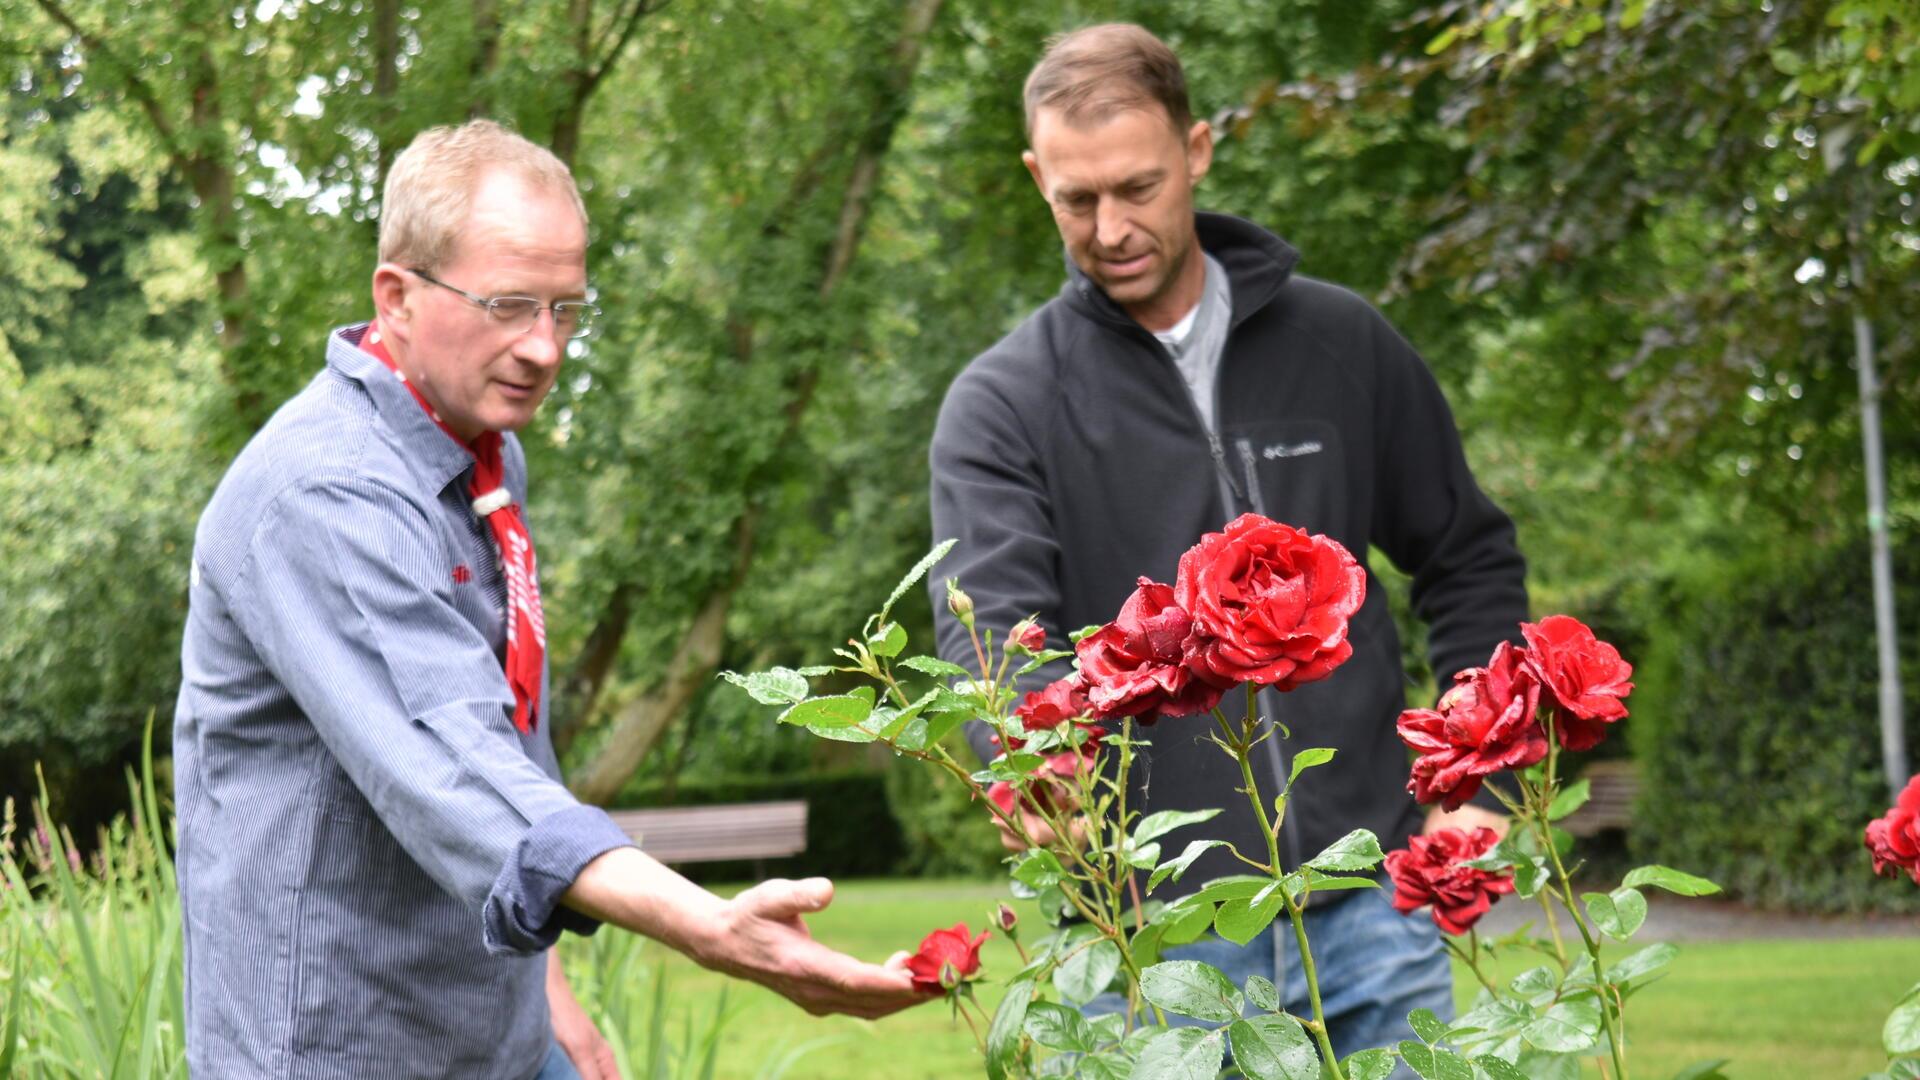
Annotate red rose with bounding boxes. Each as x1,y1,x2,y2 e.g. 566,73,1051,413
907,923,989,992
1384,827,1515,935
1009,619,1048,654
1014,674,1091,733
1174,514,1365,691
1520,615,1633,752
1077,579,1226,721
1867,775,1920,885
1399,641,1547,810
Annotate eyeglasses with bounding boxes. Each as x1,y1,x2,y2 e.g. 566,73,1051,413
408,268,600,340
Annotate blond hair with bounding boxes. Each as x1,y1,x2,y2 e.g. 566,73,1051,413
378,119,587,270
1023,23,1192,136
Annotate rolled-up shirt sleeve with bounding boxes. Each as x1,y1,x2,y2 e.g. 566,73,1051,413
232,474,631,955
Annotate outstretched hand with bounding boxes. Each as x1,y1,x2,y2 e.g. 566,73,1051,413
699,878,921,1019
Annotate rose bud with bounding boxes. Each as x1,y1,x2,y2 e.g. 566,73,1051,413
993,902,1019,934
946,579,975,629
1009,618,1047,654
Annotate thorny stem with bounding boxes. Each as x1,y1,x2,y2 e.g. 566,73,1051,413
1447,932,1499,997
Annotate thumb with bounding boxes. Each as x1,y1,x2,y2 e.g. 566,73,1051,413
742,876,834,918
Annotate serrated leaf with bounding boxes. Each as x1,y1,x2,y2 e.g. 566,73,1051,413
899,654,971,679
1013,849,1064,890
777,693,872,729
1131,1028,1227,1080
868,621,907,658
1288,747,1336,785
1622,865,1721,897
1228,1014,1319,1080
1669,1059,1733,1080
985,978,1031,1080
719,668,810,705
1546,778,1591,821
1887,980,1920,1055
1140,959,1244,1023
1522,996,1601,1053
1582,887,1647,942
1508,966,1558,1004
1510,858,1549,899
1473,1056,1528,1080
1607,942,1678,985
1134,808,1224,847
882,539,955,622
1054,939,1122,1006
1343,1048,1396,1080
1191,874,1274,903
1214,892,1283,946
1304,828,1385,872
1150,895,1217,947
1150,840,1230,892
1408,1007,1449,1043
1399,1040,1475,1080
1023,1001,1096,1052
1245,974,1279,1012
1015,649,1075,677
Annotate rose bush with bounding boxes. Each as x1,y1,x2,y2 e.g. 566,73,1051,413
1864,778,1920,1079
727,517,1725,1080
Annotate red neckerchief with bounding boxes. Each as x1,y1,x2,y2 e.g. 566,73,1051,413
360,323,545,734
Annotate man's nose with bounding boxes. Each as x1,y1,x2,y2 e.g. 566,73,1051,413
1094,197,1132,252
512,310,564,367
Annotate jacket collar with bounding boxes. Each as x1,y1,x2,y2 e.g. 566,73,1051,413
1060,211,1300,334
326,323,478,492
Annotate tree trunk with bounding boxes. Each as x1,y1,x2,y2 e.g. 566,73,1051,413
564,0,947,804
372,0,401,192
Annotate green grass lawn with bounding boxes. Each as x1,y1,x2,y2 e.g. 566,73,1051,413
558,878,1920,1079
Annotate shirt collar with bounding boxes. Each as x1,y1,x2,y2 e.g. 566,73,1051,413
327,323,478,492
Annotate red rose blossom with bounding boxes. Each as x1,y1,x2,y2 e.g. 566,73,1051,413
1867,775,1920,885
1077,578,1226,721
1520,615,1633,752
1385,827,1515,934
1399,641,1547,810
906,923,989,992
1014,674,1092,733
1174,514,1365,691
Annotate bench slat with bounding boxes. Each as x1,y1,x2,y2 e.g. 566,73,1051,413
607,800,809,864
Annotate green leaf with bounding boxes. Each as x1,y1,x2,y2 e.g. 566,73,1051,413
1304,828,1385,873
1510,858,1549,899
1886,981,1920,1055
985,978,1031,1080
882,539,956,622
1054,939,1122,1006
899,654,971,679
1408,1007,1449,1043
1068,624,1104,643
1244,974,1279,1012
1013,849,1065,890
718,667,810,705
1228,1014,1320,1080
1398,1040,1475,1080
1190,875,1273,904
1508,966,1559,1005
1472,1055,1529,1080
1546,778,1591,821
1149,840,1229,892
1023,1001,1096,1053
1134,808,1224,847
1513,1049,1579,1080
1622,865,1721,897
1015,649,1075,677
1342,1048,1396,1080
1296,869,1381,896
1288,747,1336,785
1131,1028,1227,1080
1607,942,1678,986
1140,959,1245,1023
868,621,907,658
1158,896,1217,946
1214,892,1283,946
1582,887,1648,942
1669,1060,1733,1080
777,693,872,729
1522,996,1602,1053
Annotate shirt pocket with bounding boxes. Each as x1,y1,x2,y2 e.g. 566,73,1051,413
1222,420,1347,537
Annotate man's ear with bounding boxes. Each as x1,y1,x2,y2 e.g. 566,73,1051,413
1022,149,1047,201
370,263,414,347
1185,120,1214,187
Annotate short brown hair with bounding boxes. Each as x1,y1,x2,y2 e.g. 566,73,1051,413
378,119,587,271
1023,23,1192,136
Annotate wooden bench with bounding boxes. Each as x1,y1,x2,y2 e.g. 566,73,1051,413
606,800,809,870
1561,760,1640,838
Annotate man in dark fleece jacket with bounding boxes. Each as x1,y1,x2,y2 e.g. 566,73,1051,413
926,23,1528,1067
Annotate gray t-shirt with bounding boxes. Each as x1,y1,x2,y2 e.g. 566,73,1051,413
1151,252,1232,432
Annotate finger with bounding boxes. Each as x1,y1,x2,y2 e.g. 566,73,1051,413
883,950,913,971
594,1043,621,1080
740,876,834,919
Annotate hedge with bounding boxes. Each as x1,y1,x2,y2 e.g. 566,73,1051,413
1630,533,1920,913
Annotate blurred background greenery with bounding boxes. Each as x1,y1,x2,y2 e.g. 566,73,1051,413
1,0,1916,915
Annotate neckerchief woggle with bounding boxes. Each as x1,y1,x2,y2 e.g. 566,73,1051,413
358,322,546,734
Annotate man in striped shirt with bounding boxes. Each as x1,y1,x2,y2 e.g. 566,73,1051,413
174,120,919,1080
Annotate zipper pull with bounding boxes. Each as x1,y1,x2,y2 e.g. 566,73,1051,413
1208,432,1247,506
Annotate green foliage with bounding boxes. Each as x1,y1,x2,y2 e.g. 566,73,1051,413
884,730,1006,877
1631,534,1920,913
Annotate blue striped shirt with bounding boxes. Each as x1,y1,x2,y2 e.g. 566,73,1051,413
174,324,633,1079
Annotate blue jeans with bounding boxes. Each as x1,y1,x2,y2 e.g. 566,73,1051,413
1089,884,1452,1079
531,1041,583,1080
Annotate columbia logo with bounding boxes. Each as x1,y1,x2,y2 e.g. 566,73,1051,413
452,565,473,584
1263,440,1323,460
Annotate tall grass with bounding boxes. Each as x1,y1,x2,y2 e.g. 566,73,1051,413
0,718,778,1078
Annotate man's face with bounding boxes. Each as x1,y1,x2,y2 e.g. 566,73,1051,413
1023,105,1212,319
377,168,588,442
